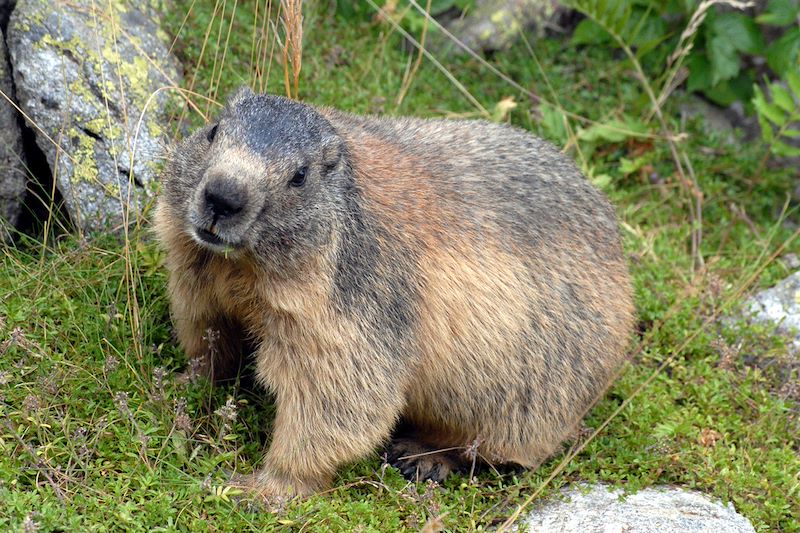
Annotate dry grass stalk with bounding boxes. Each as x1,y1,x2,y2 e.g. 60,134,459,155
249,0,279,94
367,0,489,116
280,0,303,98
657,0,756,109
395,0,433,107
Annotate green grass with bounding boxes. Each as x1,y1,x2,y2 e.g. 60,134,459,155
1,2,799,531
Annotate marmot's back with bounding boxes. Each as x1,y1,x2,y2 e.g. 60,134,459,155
324,110,623,263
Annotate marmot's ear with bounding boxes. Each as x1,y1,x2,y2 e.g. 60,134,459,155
321,133,345,172
226,85,255,109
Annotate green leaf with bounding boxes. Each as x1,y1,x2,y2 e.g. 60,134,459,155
619,156,647,176
567,0,631,39
628,6,667,46
711,13,765,55
787,69,800,98
766,27,800,74
753,84,772,141
703,73,753,106
539,102,569,144
630,11,672,59
708,35,741,85
783,128,800,138
760,114,775,142
571,18,611,46
653,421,679,438
429,0,458,15
756,0,800,26
590,173,613,189
603,0,633,35
771,84,797,113
762,100,789,127
578,117,648,143
687,53,713,93
635,32,673,60
753,85,789,126
773,139,800,157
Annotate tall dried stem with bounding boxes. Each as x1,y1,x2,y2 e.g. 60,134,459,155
280,0,303,98
395,0,432,107
656,0,755,111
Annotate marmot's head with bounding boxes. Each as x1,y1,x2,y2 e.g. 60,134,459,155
160,87,348,266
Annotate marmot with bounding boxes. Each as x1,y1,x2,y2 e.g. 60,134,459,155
154,87,635,500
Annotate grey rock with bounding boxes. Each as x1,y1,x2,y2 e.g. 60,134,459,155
680,96,738,143
781,253,800,270
743,270,800,350
524,484,755,533
679,96,764,146
0,28,27,242
0,0,14,21
435,0,567,54
7,0,181,232
680,90,800,173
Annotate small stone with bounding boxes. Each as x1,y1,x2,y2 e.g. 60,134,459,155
781,253,800,270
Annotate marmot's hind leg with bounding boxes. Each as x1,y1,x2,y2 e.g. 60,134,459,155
386,437,466,482
385,422,477,483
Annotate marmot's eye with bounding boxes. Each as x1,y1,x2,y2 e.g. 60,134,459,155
289,166,307,187
207,124,218,143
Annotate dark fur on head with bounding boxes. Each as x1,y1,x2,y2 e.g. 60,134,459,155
160,87,350,273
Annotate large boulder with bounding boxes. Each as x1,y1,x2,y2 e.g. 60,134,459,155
434,0,568,54
524,484,755,533
0,25,27,241
7,0,181,232
743,270,800,351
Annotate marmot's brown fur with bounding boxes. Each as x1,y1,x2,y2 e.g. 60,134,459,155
154,87,635,500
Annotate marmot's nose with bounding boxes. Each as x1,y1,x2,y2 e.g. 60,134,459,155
203,178,247,219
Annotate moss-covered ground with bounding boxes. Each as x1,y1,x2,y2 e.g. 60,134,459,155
1,3,798,531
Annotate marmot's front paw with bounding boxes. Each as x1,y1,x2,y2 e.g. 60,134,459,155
228,470,314,507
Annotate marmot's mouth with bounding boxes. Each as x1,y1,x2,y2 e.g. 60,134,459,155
197,227,225,246
191,226,242,253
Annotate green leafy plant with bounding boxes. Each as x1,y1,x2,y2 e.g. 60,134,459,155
570,0,676,63
688,0,800,106
752,68,800,158
757,0,800,73
570,0,800,106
